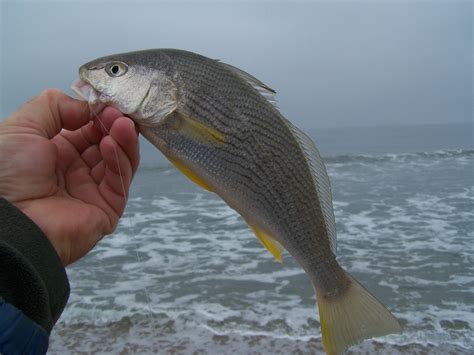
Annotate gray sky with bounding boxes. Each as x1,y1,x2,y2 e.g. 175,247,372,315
1,0,472,129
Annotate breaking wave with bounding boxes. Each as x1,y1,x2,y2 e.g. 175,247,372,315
48,147,473,353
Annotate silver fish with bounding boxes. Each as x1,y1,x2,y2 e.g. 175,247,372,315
72,49,401,354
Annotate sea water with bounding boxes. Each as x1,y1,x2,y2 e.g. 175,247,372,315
49,123,473,354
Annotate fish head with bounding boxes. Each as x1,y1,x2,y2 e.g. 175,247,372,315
72,50,178,126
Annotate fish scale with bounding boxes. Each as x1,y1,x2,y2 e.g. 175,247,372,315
167,49,351,300
169,51,329,254
74,48,401,354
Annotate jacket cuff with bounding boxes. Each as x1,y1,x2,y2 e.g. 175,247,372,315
0,197,70,334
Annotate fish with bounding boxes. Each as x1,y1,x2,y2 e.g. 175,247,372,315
72,49,401,354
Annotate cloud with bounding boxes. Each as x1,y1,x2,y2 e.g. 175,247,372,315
1,0,471,128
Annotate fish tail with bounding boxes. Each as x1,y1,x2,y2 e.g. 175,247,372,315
315,272,401,355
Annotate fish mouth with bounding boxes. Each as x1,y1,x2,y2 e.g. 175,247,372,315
71,79,107,115
71,79,101,102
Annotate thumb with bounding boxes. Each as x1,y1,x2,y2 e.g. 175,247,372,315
5,89,92,139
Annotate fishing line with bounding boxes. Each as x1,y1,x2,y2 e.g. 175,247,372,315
91,108,156,323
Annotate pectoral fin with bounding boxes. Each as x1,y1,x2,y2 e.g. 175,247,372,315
176,112,226,145
165,112,227,192
168,156,213,192
248,223,284,263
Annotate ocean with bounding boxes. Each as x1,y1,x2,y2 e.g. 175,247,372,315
48,123,473,354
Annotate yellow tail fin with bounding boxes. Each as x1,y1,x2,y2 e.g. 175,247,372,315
317,273,401,355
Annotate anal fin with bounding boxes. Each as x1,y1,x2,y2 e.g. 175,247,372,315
248,223,284,263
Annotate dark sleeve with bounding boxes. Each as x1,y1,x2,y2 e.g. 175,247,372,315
0,197,70,336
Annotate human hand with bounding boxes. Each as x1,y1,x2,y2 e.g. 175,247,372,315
0,89,139,266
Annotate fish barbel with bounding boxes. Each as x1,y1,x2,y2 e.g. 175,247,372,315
72,49,401,354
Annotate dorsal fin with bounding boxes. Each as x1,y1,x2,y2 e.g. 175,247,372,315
219,62,278,108
283,119,337,255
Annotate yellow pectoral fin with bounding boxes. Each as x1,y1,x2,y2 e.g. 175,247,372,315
177,112,226,145
165,112,225,192
168,157,213,192
248,224,284,263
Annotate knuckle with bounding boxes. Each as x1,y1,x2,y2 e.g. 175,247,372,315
39,88,62,102
104,213,118,235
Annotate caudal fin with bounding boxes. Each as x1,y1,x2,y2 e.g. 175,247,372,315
316,273,401,355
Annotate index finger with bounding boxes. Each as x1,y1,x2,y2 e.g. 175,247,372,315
5,89,91,139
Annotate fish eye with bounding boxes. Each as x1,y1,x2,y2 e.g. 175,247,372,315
105,62,128,77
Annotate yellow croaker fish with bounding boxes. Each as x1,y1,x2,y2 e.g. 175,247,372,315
72,49,401,354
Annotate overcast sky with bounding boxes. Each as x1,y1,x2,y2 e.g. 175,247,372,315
1,0,472,129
